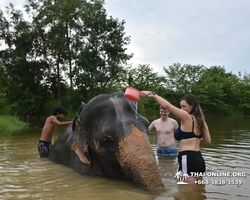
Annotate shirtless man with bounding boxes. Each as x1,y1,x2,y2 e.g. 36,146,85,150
148,106,178,156
38,107,72,158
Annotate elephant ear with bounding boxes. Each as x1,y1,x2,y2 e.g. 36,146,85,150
72,101,86,132
72,116,78,132
71,116,90,165
77,102,86,115
72,139,90,165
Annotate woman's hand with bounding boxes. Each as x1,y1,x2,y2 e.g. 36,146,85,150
140,91,151,97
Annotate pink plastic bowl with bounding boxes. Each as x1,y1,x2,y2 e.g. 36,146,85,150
124,87,141,102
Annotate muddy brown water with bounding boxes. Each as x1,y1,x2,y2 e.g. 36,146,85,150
0,115,249,200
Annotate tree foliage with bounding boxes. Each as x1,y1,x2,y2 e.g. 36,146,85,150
0,1,250,118
163,63,206,94
0,0,132,115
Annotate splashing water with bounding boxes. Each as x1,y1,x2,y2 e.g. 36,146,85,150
135,102,139,122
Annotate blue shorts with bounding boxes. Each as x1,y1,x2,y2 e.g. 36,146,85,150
38,140,52,158
157,145,178,156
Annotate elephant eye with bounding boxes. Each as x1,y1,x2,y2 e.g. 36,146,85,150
100,137,114,147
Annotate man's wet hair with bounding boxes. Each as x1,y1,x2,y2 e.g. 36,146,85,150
53,107,68,116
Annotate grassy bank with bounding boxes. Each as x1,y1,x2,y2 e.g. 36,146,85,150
0,115,29,135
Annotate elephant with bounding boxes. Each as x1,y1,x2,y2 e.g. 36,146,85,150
48,91,165,192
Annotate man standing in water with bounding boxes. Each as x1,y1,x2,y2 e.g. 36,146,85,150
148,106,179,156
38,107,72,158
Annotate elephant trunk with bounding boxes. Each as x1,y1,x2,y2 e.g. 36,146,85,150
117,126,165,191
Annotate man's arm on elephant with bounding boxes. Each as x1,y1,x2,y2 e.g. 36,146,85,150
51,116,72,126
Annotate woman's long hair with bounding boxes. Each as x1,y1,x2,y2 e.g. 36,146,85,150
181,95,206,135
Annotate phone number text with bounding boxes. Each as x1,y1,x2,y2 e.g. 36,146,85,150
195,179,243,185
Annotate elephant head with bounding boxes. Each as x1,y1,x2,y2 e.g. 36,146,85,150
49,92,164,192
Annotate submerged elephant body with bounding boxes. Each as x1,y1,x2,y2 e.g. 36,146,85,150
48,92,164,191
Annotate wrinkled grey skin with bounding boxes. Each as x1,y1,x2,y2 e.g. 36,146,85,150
48,92,164,191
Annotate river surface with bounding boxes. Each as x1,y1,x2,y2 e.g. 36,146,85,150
0,115,250,200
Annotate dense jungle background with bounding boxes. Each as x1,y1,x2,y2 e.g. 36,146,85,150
0,0,250,122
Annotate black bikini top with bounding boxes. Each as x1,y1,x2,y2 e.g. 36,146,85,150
174,116,202,141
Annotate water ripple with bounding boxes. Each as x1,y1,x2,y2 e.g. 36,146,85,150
0,128,250,200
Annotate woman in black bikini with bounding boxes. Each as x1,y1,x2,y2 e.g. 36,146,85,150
140,91,211,184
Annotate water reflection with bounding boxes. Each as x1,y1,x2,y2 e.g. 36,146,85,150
173,184,207,200
0,116,250,200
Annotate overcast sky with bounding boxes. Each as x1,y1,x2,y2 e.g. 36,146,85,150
1,0,250,76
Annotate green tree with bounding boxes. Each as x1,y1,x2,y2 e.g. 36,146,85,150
163,63,206,94
1,0,133,115
0,3,50,116
235,72,250,114
192,66,231,113
25,0,83,100
122,64,167,118
73,0,132,101
125,64,166,91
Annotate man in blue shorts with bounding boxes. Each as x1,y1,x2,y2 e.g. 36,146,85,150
38,107,72,158
148,106,178,156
